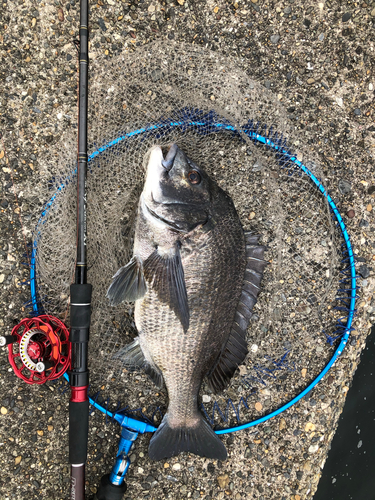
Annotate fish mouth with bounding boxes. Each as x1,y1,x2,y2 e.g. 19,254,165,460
143,145,209,232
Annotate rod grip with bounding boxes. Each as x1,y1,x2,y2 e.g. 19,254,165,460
69,400,89,464
70,284,92,327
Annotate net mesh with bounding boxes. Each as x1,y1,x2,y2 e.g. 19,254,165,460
30,42,344,427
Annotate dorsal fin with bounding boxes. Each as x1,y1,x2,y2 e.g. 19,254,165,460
207,231,267,393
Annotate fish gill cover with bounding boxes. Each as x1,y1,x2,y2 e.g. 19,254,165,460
30,42,348,432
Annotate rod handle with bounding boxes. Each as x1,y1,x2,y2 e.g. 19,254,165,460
69,399,89,464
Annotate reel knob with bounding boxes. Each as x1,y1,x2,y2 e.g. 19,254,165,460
35,361,45,373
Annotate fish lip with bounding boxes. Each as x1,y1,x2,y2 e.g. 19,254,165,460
161,143,178,171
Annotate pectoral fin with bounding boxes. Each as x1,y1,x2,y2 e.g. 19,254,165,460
106,255,147,306
143,246,189,333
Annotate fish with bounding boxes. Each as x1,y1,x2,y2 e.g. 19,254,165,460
107,144,267,461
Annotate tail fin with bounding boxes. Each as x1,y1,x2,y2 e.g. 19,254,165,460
148,415,227,461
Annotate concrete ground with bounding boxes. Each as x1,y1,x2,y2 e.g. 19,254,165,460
0,0,374,499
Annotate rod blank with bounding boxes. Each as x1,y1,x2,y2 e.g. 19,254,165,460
69,1,91,500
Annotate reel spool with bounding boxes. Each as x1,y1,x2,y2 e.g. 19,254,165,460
1,315,70,385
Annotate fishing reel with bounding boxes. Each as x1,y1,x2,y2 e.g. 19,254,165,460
1,315,70,385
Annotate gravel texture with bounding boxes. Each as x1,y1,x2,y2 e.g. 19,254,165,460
1,0,375,499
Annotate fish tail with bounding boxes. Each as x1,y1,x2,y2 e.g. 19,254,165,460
148,415,227,461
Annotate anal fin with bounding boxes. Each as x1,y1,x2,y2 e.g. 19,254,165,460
113,338,164,389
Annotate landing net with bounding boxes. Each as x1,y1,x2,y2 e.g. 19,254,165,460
29,42,355,430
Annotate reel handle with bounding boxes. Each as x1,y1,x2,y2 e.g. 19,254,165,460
0,335,18,346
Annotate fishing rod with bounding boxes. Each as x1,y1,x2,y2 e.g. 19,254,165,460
0,2,92,495
70,3,138,499
69,0,92,498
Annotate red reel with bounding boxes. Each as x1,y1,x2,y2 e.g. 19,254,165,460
7,315,70,385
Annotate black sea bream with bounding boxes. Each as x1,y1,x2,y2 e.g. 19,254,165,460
107,144,267,460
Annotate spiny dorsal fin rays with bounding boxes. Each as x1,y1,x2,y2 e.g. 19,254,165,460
244,232,262,245
246,245,267,259
206,231,268,393
143,245,190,333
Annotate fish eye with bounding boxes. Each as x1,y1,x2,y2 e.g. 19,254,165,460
188,170,201,185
